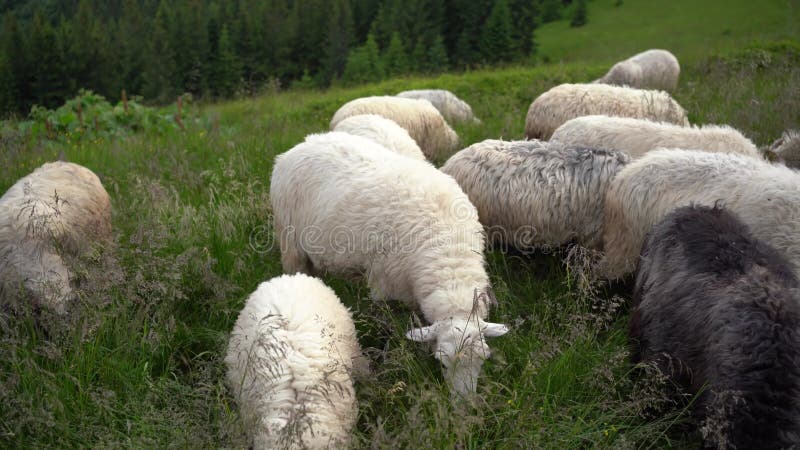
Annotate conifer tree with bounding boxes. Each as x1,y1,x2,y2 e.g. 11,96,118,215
480,0,513,64
0,55,15,116
540,0,562,23
142,1,178,102
382,32,409,77
321,0,355,85
343,33,384,84
571,0,588,27
427,34,449,72
29,10,67,108
451,0,490,67
69,0,106,94
119,0,146,95
213,25,240,97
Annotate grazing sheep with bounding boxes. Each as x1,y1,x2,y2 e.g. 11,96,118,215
332,114,427,161
0,161,111,313
330,96,460,160
769,129,800,168
225,273,363,450
524,83,689,140
550,115,760,160
396,89,480,124
440,139,630,250
630,204,800,449
595,49,680,91
601,149,800,280
271,132,508,395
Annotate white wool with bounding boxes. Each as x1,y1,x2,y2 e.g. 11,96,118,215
524,83,689,140
396,89,480,124
0,161,111,313
330,96,460,160
550,115,760,160
225,273,363,450
270,131,507,395
601,149,800,279
332,114,426,161
595,49,681,91
441,139,630,250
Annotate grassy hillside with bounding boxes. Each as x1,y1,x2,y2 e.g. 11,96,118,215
1,4,799,449
537,0,799,64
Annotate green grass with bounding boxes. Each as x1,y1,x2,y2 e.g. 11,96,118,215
1,6,799,449
537,0,799,64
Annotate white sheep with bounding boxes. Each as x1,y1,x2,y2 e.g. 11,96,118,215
0,161,111,313
594,49,680,91
524,83,689,140
550,115,760,160
396,89,481,124
270,131,508,395
332,114,427,161
601,149,800,280
330,96,460,160
225,273,363,450
769,129,800,168
440,139,630,251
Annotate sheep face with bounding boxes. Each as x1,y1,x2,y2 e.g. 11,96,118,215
406,317,508,395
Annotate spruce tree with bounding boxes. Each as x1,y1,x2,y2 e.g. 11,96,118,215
119,0,146,95
480,0,513,64
142,1,177,102
382,32,409,77
213,25,240,97
541,0,562,23
321,0,355,85
70,0,107,94
571,0,588,27
509,0,540,58
342,33,384,85
29,10,67,108
451,0,491,67
1,14,23,112
427,34,449,72
0,55,14,116
410,37,428,73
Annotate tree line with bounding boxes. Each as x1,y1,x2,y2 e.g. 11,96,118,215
0,0,578,116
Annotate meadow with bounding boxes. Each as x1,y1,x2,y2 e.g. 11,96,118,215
1,1,799,447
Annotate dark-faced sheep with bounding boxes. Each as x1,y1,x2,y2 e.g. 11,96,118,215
630,204,800,449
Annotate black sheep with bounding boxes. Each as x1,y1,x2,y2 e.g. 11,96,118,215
630,204,800,449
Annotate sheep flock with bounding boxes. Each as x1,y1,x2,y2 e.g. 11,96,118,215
4,47,799,449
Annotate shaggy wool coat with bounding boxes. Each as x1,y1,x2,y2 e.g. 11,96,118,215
225,273,363,450
630,204,800,449
441,139,630,250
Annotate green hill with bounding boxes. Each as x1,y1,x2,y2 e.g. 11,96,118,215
537,0,799,64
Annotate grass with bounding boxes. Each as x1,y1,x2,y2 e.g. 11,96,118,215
536,0,799,65
1,7,800,450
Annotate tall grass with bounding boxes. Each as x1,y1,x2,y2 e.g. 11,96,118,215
0,42,798,448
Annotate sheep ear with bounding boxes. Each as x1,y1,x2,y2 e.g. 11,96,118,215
406,326,437,342
482,322,509,338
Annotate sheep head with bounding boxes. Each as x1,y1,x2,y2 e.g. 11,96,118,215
406,316,508,395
